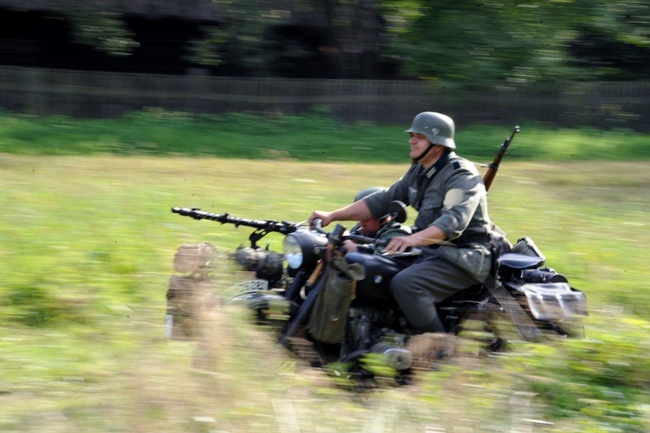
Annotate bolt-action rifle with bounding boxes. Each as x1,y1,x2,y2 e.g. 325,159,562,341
482,126,520,192
171,207,299,248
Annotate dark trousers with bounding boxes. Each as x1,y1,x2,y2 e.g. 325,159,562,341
389,257,479,331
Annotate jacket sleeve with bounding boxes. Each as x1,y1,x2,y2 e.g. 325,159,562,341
429,163,486,241
363,165,417,219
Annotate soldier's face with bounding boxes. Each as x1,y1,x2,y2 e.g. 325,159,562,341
359,217,381,235
409,133,446,167
408,132,426,153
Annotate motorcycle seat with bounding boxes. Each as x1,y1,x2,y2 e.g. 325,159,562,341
497,253,545,270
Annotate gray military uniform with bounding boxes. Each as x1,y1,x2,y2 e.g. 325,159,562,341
363,150,493,331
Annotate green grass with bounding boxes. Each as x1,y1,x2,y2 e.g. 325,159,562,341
1,109,649,162
0,110,649,431
1,151,649,432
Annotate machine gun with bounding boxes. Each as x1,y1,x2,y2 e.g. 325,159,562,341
171,207,300,248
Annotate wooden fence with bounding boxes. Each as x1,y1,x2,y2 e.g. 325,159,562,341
1,66,648,131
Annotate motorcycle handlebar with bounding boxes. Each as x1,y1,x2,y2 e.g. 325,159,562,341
335,230,421,257
311,218,324,232
347,233,387,247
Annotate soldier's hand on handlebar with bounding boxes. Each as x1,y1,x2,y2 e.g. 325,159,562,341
308,211,334,228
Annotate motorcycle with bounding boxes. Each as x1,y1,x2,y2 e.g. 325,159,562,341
166,126,588,380
167,202,588,379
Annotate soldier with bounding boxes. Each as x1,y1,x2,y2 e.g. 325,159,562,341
343,186,411,254
309,112,494,333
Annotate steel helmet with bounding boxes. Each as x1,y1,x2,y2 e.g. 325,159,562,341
354,186,384,202
405,112,456,149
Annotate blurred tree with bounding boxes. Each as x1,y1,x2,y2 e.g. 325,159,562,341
2,0,647,80
379,0,571,84
188,0,386,78
379,0,650,84
567,0,650,79
186,0,282,75
56,0,140,56
320,0,385,78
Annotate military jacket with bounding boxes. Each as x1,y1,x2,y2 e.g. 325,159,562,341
363,151,493,282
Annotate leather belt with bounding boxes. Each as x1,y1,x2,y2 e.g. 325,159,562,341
453,232,491,246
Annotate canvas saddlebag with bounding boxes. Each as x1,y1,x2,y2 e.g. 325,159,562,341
308,255,365,344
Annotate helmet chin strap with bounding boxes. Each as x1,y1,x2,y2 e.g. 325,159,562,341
412,143,436,162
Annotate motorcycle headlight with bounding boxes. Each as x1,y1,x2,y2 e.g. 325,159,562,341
283,229,328,270
283,234,304,269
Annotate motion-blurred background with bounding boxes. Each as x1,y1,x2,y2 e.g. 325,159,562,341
1,0,648,130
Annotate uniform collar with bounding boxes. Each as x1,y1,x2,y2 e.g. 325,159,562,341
423,149,453,178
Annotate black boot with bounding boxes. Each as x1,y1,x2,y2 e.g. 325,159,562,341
412,314,446,334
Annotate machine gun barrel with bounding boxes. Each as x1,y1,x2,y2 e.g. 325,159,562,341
171,207,299,235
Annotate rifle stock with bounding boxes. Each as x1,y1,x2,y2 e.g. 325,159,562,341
482,126,520,192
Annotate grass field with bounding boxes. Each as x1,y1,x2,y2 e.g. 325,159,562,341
1,152,649,432
2,109,650,162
